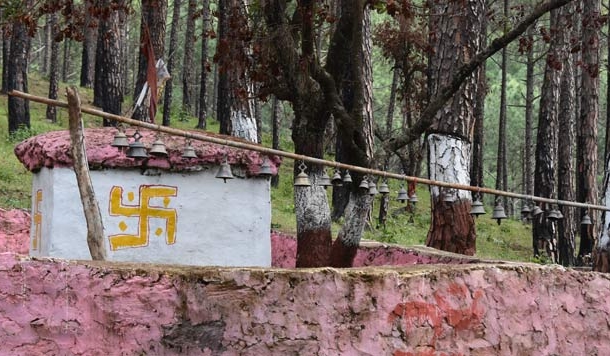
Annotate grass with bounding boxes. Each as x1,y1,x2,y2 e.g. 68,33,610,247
1,73,535,263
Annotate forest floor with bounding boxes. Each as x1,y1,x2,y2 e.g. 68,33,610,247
0,75,536,263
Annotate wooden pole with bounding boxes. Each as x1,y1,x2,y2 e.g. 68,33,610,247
9,89,610,212
66,87,106,260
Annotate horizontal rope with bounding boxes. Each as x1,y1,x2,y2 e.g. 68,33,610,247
10,89,610,212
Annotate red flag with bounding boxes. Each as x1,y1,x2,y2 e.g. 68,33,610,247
142,24,157,123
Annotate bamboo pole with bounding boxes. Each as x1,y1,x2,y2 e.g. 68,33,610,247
9,89,610,212
65,87,106,260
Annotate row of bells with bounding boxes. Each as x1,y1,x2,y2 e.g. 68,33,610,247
111,130,275,182
113,131,594,225
294,165,419,202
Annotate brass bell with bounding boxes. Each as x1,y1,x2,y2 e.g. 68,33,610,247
331,169,343,186
258,157,273,177
343,171,353,184
396,186,408,203
581,211,592,225
126,131,148,159
359,176,369,191
378,181,390,195
409,192,419,203
492,199,507,225
532,205,544,216
181,141,198,159
111,130,129,148
521,202,531,217
368,180,378,196
149,137,168,157
470,198,486,217
318,169,332,188
294,162,311,187
547,205,562,221
215,157,234,183
555,206,564,220
442,189,455,203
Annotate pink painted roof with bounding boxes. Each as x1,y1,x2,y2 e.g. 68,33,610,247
14,128,280,176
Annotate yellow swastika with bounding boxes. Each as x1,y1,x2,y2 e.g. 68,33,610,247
32,189,43,251
108,185,178,250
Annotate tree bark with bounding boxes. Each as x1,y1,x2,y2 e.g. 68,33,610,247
270,96,281,188
1,21,10,94
579,0,600,262
424,0,485,255
93,0,125,125
533,8,563,261
162,0,182,127
46,12,59,123
61,39,70,83
132,0,167,122
524,25,536,197
182,0,197,115
7,11,30,134
197,0,210,129
496,0,509,211
557,42,576,267
217,0,258,142
80,0,97,89
66,87,106,261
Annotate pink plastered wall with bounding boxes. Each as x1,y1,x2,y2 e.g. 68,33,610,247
2,213,607,355
0,252,609,355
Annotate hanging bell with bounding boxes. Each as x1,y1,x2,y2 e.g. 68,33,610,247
181,141,198,159
294,162,311,187
532,205,544,216
409,192,419,203
368,180,378,196
343,171,353,184
359,176,370,191
581,211,592,225
331,169,343,186
547,206,561,221
126,131,148,159
318,169,333,188
555,206,564,220
492,200,507,225
378,181,390,195
470,198,486,217
442,189,455,204
396,186,409,203
258,157,273,177
215,157,234,183
521,203,531,217
111,130,129,148
149,137,168,157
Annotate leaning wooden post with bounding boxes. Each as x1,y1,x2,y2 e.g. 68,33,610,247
66,86,107,260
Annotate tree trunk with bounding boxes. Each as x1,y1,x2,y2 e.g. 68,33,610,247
162,0,182,127
271,96,281,188
80,0,97,89
217,0,257,142
61,39,71,82
46,13,59,123
197,0,210,129
7,11,31,134
533,9,563,261
93,0,125,125
579,0,600,262
378,66,399,227
182,0,197,115
471,9,487,194
424,0,485,255
1,22,10,94
524,24,536,197
42,14,51,75
132,0,167,122
496,0,509,212
557,6,576,266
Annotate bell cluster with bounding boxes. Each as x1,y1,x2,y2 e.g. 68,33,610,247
293,161,419,204
111,128,276,182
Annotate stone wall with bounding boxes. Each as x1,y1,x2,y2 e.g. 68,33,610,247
1,252,609,355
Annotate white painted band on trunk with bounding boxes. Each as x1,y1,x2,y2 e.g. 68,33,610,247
428,133,472,200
